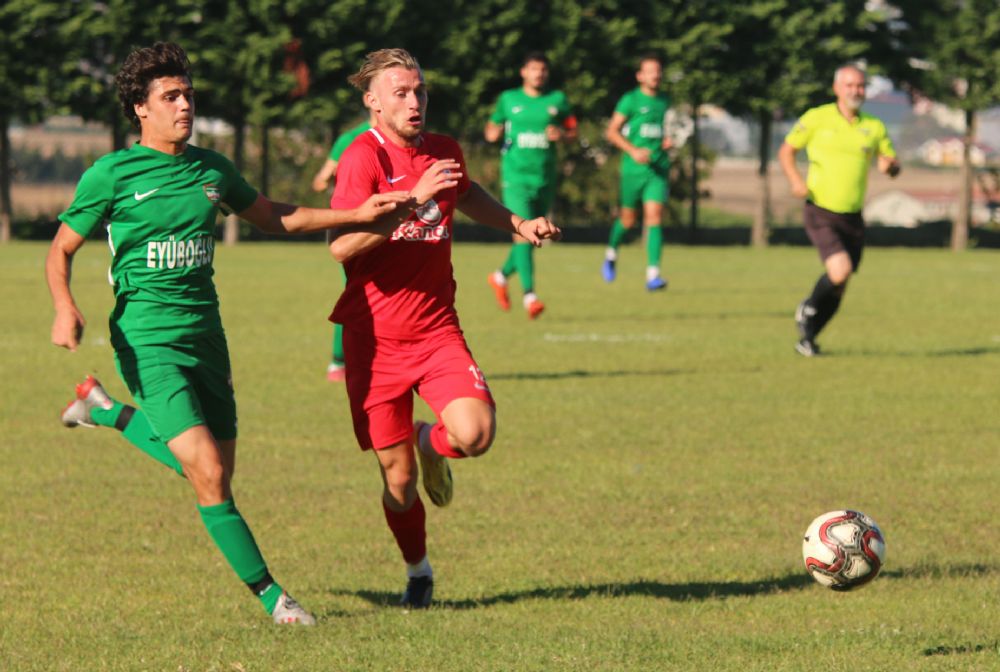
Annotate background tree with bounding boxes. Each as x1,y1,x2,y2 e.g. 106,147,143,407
891,0,1000,250
728,0,895,246
0,1,65,243
56,1,200,152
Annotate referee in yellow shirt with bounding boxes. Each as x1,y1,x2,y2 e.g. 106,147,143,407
778,64,901,356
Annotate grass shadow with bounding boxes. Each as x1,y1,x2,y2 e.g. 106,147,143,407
325,562,999,616
879,562,997,581
327,574,813,612
488,368,695,381
837,345,1000,358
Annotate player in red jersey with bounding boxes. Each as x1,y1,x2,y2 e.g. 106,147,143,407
328,48,560,608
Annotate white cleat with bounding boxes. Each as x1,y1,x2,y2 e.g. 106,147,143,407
61,375,114,428
272,592,316,625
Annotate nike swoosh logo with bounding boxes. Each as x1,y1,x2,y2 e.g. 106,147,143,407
388,175,407,184
134,188,160,200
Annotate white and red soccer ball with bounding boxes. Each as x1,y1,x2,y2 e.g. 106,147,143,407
802,510,885,590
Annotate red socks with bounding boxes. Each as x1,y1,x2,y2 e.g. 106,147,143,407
428,422,465,459
382,496,427,564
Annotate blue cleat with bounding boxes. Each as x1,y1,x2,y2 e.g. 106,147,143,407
602,258,616,283
645,276,668,292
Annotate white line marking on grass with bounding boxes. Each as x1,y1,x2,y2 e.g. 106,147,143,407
543,332,671,343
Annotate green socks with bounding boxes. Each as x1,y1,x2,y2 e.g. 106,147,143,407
90,403,184,476
501,242,535,293
198,499,281,614
608,218,628,250
646,225,663,267
332,323,345,366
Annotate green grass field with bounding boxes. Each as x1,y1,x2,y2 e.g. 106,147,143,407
1,240,998,671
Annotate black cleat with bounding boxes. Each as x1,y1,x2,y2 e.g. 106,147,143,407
795,338,821,357
400,575,434,610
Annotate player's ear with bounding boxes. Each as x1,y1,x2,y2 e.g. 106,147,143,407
134,101,148,121
364,90,379,112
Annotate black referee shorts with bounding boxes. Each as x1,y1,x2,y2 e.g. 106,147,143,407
803,201,864,271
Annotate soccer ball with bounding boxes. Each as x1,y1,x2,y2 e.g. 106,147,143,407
802,510,885,591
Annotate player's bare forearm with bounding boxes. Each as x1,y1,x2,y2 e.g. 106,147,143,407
457,183,560,246
456,182,522,234
240,193,407,234
46,224,87,351
327,196,426,262
328,219,400,262
484,122,503,143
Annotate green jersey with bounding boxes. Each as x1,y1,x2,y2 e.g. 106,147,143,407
328,120,371,162
490,88,573,189
60,143,258,349
614,88,671,175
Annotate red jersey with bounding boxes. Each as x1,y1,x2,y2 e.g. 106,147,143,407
330,128,472,339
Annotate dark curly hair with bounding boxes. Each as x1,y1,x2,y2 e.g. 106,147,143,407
115,42,192,130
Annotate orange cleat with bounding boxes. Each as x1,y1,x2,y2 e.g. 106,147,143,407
487,273,511,311
526,299,545,320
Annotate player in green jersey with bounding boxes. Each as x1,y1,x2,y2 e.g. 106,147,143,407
311,112,376,382
603,53,673,291
46,42,405,625
778,64,900,357
485,52,576,319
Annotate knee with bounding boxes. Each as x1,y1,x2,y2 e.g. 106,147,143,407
829,270,851,286
451,422,495,458
186,459,226,497
383,460,418,493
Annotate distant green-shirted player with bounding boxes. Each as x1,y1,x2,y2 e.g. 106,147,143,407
46,43,404,625
485,52,576,319
311,114,374,382
603,53,673,291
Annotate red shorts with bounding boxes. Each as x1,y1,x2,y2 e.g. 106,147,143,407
343,326,495,450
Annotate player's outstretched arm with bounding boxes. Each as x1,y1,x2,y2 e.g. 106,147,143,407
238,192,409,235
46,223,87,352
456,182,561,247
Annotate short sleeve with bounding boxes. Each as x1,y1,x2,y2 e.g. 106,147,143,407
330,142,380,209
784,108,816,150
877,122,897,158
489,92,508,125
59,161,114,238
613,92,633,118
216,154,258,212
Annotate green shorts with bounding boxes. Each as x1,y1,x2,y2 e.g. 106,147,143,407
620,171,669,209
502,183,556,220
114,331,237,443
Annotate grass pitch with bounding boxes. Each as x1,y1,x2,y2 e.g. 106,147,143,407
1,240,998,671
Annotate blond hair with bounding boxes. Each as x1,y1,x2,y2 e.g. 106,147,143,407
348,48,422,91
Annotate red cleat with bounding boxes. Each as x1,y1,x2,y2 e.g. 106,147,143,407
487,273,511,311
526,299,545,320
